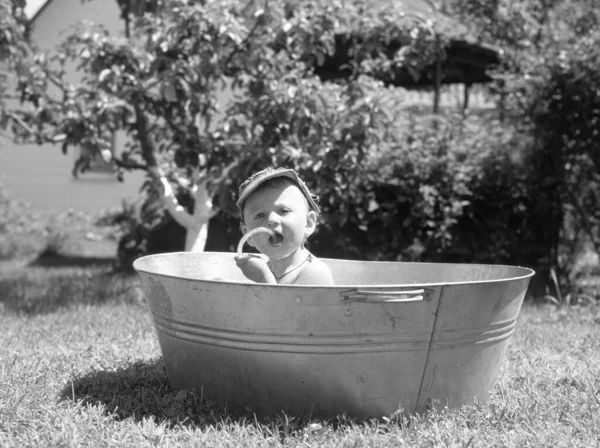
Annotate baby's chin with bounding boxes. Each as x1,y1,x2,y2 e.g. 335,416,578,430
261,242,295,260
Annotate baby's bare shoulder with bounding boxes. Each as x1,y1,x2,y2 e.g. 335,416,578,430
296,256,335,285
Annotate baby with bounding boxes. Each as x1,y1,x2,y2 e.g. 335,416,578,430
234,167,335,285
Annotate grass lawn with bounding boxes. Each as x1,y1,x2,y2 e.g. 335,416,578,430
1,208,600,448
1,259,599,448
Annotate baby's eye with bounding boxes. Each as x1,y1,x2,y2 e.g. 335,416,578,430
254,212,265,220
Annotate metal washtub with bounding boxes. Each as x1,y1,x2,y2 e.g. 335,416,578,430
133,252,534,418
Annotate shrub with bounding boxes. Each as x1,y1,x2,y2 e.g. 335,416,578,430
0,182,47,259
310,111,536,265
527,34,600,282
118,108,539,270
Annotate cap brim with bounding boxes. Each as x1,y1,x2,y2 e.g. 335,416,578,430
236,169,320,214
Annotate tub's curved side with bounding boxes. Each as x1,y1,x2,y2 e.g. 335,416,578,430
416,273,533,412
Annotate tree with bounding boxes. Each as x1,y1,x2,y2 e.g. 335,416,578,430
0,0,28,66
0,0,29,138
437,0,600,288
4,0,443,257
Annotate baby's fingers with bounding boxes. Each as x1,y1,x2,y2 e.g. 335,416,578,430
234,254,250,266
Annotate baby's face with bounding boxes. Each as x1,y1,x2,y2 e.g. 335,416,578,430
242,184,316,261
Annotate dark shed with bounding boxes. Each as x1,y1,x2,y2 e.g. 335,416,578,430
311,0,500,111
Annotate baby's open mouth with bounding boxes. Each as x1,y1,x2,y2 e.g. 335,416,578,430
268,232,284,246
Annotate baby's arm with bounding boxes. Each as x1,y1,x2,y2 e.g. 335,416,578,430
295,258,335,285
234,254,277,284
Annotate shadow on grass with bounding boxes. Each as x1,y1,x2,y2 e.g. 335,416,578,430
59,359,346,434
29,249,117,268
60,359,242,428
0,268,142,315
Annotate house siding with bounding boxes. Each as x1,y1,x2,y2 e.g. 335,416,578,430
0,139,146,212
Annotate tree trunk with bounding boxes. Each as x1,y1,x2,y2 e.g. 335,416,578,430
133,103,158,169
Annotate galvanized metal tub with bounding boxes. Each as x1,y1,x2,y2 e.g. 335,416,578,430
133,252,534,419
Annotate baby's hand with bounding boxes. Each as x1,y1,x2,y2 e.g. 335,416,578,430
234,254,276,284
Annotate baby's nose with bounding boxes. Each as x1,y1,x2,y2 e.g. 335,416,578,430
266,212,280,227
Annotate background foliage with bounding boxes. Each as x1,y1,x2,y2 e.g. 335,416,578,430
2,0,600,294
440,0,600,288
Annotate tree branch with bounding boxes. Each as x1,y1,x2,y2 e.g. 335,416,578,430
7,111,40,137
162,110,186,137
112,155,148,171
223,4,266,71
45,71,68,94
133,102,159,169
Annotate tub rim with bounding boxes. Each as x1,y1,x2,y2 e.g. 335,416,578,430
132,251,536,289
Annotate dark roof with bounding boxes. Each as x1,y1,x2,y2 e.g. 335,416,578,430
313,0,500,87
314,38,499,87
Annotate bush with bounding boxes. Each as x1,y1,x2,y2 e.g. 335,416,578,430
114,194,186,271
0,182,45,235
310,111,536,265
118,109,540,271
0,182,48,259
527,34,600,283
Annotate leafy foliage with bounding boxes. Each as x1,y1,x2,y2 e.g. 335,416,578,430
0,0,28,62
5,0,600,288
4,0,449,262
434,0,600,289
5,0,441,176
527,33,600,280
309,111,536,264
0,0,29,135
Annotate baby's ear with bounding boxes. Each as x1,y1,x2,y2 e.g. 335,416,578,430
305,211,317,236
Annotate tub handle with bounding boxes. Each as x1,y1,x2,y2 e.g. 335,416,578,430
340,288,432,303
